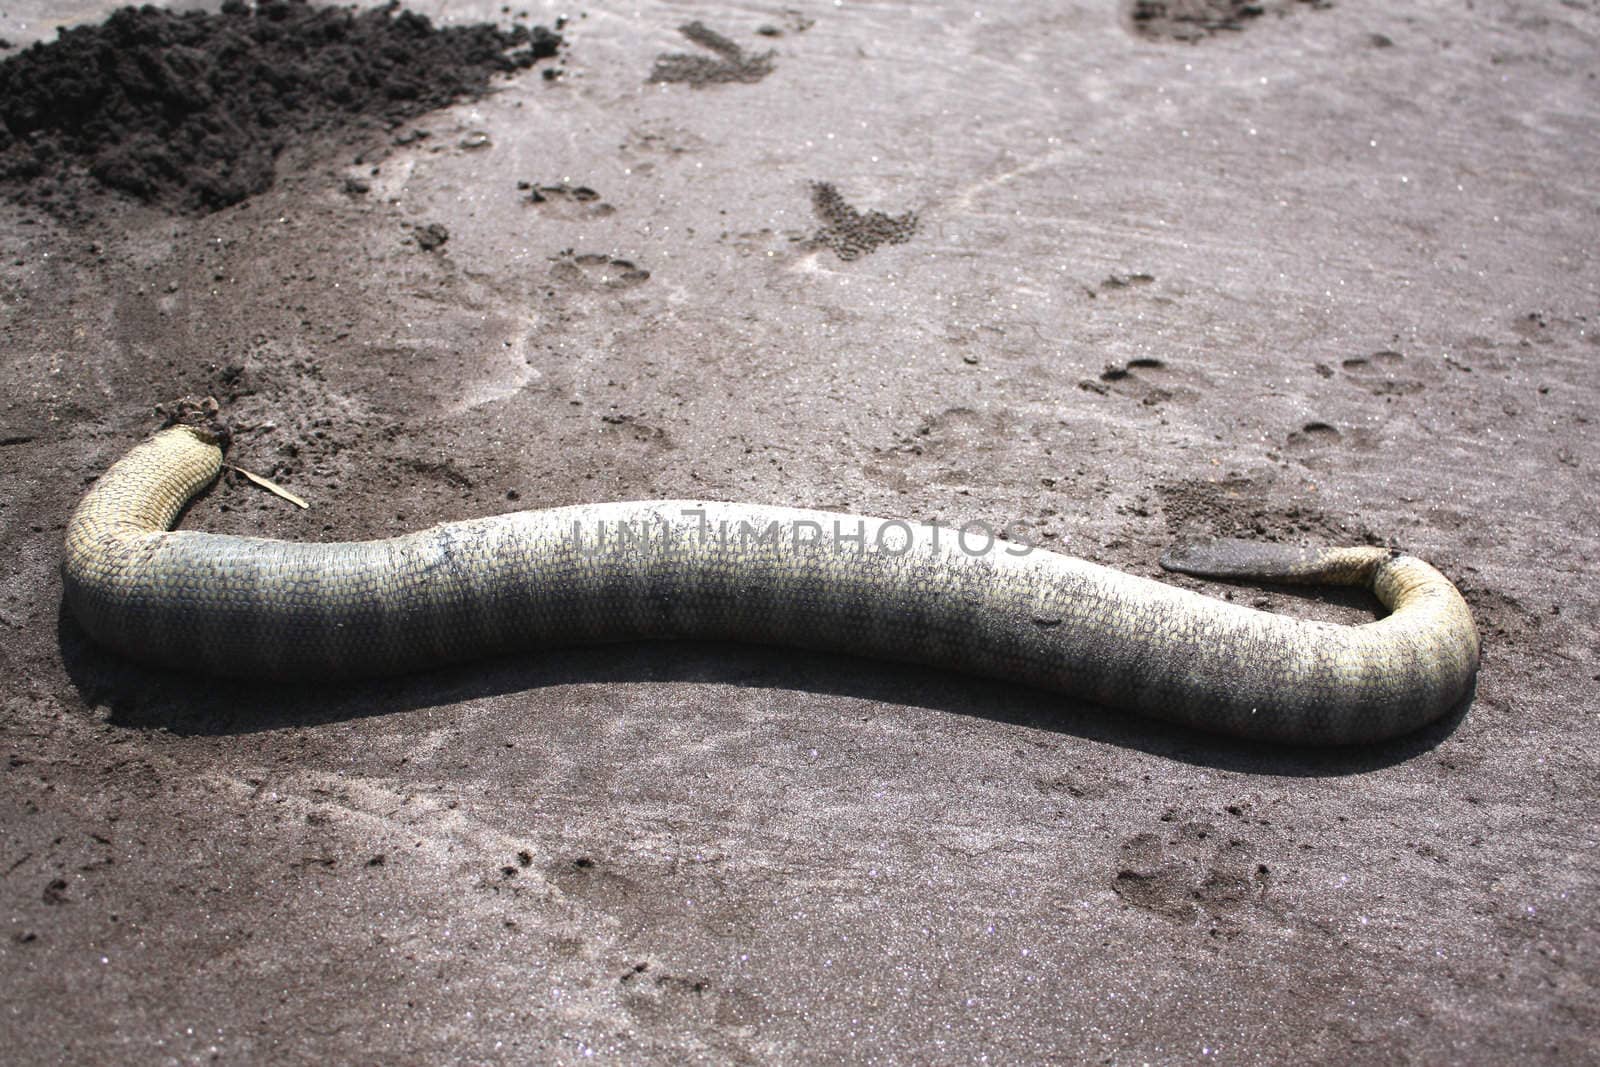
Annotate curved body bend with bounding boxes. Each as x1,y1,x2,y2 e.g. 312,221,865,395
63,425,1480,745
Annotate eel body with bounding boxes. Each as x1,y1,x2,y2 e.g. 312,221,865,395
62,425,1480,745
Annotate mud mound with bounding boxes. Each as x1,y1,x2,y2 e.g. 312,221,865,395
0,0,561,216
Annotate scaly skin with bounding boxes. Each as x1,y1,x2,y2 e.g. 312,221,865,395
62,425,1480,744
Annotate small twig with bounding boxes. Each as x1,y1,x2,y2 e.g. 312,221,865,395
229,464,309,509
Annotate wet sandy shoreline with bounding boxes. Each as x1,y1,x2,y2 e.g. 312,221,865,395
1,1,1595,1061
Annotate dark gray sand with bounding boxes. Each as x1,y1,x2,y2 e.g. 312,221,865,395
1,0,1596,1061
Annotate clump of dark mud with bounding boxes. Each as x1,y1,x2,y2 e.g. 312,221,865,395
808,181,919,261
649,22,775,87
1126,0,1330,42
1128,0,1265,41
0,0,561,216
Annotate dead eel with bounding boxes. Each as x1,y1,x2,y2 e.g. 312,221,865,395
63,423,1479,745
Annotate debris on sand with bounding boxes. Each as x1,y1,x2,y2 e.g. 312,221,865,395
0,0,561,215
807,181,919,262
649,21,775,87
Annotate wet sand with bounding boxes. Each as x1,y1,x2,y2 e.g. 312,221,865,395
1,1,1596,1061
